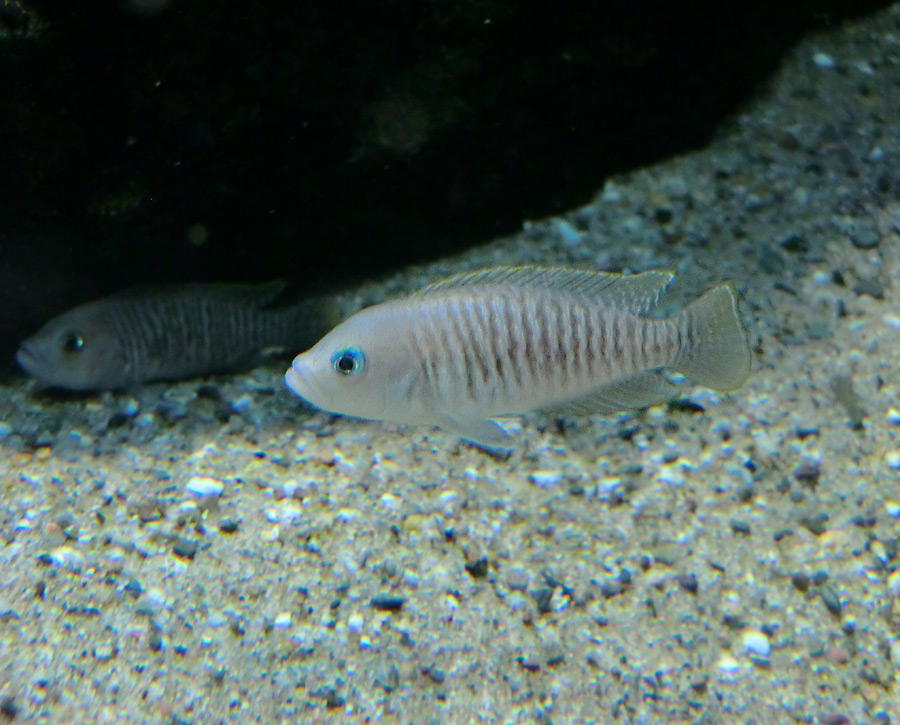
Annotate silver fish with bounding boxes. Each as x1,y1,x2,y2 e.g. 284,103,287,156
284,266,751,449
18,281,338,390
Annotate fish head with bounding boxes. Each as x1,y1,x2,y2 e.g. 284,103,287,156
16,304,128,390
285,304,416,421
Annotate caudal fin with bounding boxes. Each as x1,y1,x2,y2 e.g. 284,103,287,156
671,283,751,391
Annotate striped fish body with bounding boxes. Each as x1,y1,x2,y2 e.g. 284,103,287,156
285,266,751,449
17,282,337,390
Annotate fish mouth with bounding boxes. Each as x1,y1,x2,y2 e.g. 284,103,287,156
284,360,322,407
15,342,42,375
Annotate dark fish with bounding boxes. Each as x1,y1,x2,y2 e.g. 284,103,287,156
17,281,338,390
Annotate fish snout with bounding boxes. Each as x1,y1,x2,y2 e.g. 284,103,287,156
285,358,323,407
15,341,42,375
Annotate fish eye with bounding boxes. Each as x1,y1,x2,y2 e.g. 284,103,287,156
62,331,85,354
331,347,365,376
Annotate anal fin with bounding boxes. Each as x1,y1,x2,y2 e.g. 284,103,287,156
551,370,678,416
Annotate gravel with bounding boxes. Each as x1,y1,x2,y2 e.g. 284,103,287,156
2,5,900,723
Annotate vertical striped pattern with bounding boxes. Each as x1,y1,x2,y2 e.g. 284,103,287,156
406,286,678,415
105,287,311,385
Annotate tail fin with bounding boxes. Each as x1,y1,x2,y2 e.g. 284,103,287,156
671,283,751,391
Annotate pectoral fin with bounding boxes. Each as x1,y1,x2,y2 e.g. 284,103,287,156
437,413,514,451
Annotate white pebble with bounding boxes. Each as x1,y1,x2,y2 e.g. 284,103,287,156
528,470,562,488
742,630,771,659
888,569,900,598
812,52,835,68
551,218,583,248
716,654,742,680
887,408,900,425
438,490,459,507
872,540,890,566
885,500,900,519
379,493,403,512
890,639,900,670
347,613,364,632
260,525,280,543
186,476,224,498
49,546,85,572
595,476,622,496
143,587,167,613
273,611,292,629
277,499,303,524
206,610,228,628
884,452,900,470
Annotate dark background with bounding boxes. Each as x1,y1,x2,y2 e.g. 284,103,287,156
0,0,893,375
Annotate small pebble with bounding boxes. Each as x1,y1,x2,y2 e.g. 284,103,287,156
92,641,116,661
678,573,699,594
185,476,225,498
218,518,239,534
506,566,530,591
273,612,292,629
812,51,835,68
887,569,900,598
0,697,19,718
172,538,199,560
528,470,563,488
730,518,751,535
820,583,842,616
371,594,404,612
347,613,364,632
742,630,771,659
378,493,403,513
883,452,900,471
884,500,900,519
716,654,741,680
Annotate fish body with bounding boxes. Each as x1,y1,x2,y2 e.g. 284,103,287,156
284,266,751,449
17,281,337,390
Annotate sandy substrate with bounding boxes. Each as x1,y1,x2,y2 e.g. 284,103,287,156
2,5,900,724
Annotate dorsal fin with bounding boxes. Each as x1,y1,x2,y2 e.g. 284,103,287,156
421,265,673,314
109,280,288,308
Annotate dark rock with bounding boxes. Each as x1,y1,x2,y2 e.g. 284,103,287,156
218,518,240,534
370,594,405,612
678,573,699,594
778,232,808,252
820,583,842,616
464,556,489,579
533,587,554,613
853,276,884,299
730,518,751,535
0,697,19,719
172,538,199,560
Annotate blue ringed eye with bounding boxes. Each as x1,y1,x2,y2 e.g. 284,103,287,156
331,347,365,376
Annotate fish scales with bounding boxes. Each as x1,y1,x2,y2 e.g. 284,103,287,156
452,289,657,408
285,265,752,449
